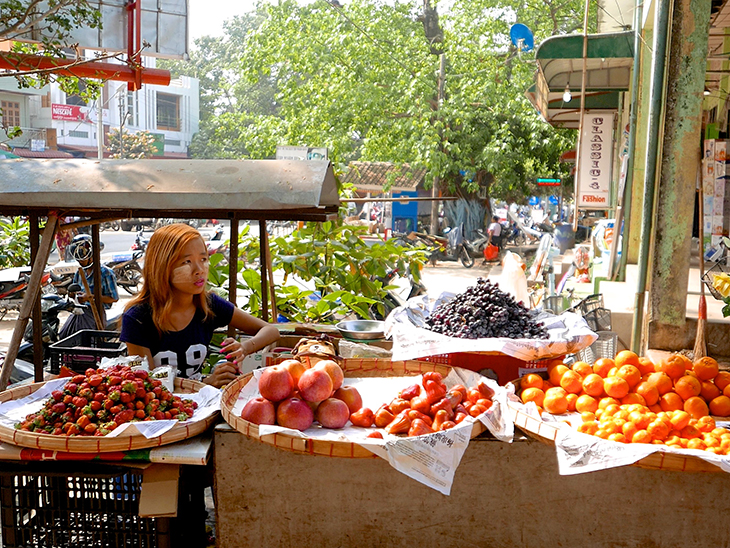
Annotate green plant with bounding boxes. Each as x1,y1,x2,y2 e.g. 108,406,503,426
207,220,429,323
0,217,31,268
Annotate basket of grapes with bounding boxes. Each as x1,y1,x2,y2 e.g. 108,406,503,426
384,278,598,383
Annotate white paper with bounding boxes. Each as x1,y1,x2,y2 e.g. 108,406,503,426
234,368,514,494
0,378,221,440
385,292,597,362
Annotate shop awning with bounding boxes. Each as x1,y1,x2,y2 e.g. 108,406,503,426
0,158,340,222
528,31,634,127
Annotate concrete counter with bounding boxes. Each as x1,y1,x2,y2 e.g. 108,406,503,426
213,424,730,548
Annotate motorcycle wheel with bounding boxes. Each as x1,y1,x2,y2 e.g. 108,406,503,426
121,264,144,295
112,221,120,231
459,246,475,268
514,233,526,246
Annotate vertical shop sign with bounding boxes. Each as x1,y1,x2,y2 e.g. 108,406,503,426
576,111,615,209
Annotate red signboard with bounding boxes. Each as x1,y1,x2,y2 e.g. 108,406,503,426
51,103,88,122
537,182,561,186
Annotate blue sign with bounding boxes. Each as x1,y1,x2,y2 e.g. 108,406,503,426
528,196,539,206
548,195,559,205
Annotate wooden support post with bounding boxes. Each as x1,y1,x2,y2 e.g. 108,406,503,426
0,215,58,390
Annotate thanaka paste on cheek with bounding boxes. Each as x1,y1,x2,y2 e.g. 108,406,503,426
172,264,194,284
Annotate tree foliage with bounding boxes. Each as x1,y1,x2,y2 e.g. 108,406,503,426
170,0,581,207
107,128,157,159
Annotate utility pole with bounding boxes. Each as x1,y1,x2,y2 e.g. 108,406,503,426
430,53,446,235
96,97,103,160
118,93,128,159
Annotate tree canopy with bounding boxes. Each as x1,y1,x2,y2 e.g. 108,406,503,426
162,0,581,207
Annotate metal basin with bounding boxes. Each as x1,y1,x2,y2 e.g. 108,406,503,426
335,320,386,340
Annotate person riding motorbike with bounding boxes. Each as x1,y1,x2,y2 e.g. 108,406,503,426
58,234,119,339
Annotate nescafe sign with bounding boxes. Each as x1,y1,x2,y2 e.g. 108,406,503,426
51,104,86,121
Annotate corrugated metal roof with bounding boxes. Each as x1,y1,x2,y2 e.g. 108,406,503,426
12,148,74,159
0,158,340,221
340,161,426,191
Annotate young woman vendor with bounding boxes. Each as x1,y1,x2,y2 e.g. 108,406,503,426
120,223,280,388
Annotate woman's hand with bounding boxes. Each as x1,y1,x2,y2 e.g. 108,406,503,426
204,362,239,389
220,337,248,370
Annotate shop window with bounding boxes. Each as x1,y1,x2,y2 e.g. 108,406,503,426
68,130,89,138
156,93,180,131
0,101,20,127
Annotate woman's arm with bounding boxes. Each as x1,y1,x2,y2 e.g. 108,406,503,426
218,308,280,365
125,342,155,369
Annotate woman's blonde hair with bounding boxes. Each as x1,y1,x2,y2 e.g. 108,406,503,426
125,223,212,333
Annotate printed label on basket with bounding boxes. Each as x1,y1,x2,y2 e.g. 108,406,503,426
379,423,471,496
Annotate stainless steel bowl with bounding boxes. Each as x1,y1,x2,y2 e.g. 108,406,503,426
335,320,386,340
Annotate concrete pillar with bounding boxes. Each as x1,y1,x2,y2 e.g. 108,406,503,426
648,0,711,344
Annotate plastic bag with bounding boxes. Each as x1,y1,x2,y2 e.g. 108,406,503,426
498,251,530,306
483,244,499,261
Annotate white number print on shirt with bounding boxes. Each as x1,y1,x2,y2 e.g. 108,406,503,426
153,343,208,377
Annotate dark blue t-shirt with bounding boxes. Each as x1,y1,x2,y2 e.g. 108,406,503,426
120,293,234,379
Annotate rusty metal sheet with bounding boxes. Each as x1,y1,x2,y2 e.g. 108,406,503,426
0,158,339,214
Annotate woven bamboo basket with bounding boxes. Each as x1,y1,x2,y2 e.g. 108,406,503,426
0,378,218,453
221,357,488,458
508,399,725,474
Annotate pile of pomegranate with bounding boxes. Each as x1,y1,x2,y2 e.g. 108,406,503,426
240,359,495,438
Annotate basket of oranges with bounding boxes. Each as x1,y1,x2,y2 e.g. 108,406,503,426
509,351,730,473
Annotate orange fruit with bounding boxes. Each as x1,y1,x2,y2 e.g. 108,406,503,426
582,373,605,397
686,438,707,451
520,387,545,407
657,354,688,380
647,419,670,440
710,395,730,417
572,361,593,378
598,397,620,409
632,429,652,443
548,364,570,387
637,356,655,375
543,390,569,415
521,373,544,390
700,380,722,402
560,370,584,394
581,411,596,422
614,350,641,368
659,392,684,412
674,375,701,401
593,358,615,378
542,380,554,391
565,393,578,412
622,420,638,441
684,396,709,419
696,415,716,432
603,377,630,399
575,394,598,413
635,381,660,406
628,410,652,430
601,403,621,417
578,420,599,435
714,371,730,392
616,365,642,388
680,424,701,439
647,372,673,395
693,357,720,381
669,410,691,431
621,393,646,406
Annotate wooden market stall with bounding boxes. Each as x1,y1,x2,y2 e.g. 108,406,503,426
0,158,340,390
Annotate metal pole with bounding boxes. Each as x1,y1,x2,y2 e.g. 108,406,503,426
430,53,446,235
618,0,644,281
572,0,591,231
97,98,104,160
631,0,672,353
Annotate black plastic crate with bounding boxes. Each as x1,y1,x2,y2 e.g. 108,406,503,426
49,330,126,374
0,465,168,548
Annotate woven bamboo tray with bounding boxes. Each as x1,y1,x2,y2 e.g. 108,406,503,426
0,378,218,453
508,400,725,473
221,358,488,458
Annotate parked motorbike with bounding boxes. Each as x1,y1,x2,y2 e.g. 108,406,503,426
426,225,475,268
131,230,150,252
105,251,144,295
100,220,121,231
0,267,53,319
504,222,527,247
369,267,428,321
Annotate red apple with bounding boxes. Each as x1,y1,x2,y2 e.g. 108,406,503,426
258,365,294,402
279,359,307,385
298,368,333,403
276,397,314,431
240,397,276,425
316,398,350,429
313,360,345,391
333,385,363,414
